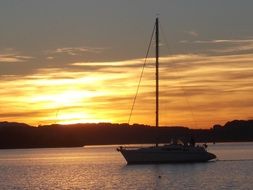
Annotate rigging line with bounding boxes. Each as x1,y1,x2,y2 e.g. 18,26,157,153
160,23,198,128
128,24,156,124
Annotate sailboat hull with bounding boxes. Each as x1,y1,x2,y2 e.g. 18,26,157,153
118,146,216,164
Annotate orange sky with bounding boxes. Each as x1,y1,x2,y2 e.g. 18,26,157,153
1,1,253,128
1,53,253,128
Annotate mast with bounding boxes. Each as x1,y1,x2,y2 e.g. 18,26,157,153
155,17,159,147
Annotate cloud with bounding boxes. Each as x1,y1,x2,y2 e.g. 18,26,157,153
51,47,105,56
193,38,253,53
0,110,46,118
0,54,33,63
70,59,143,70
0,48,33,63
213,43,253,53
46,56,54,60
179,38,253,56
185,30,199,37
194,39,253,44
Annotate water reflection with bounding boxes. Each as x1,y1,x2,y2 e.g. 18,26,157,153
0,143,252,189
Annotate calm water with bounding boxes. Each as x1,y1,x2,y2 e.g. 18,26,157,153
0,143,252,190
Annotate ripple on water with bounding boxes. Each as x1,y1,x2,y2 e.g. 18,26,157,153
0,143,252,189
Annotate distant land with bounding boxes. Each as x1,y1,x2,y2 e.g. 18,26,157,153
0,120,253,149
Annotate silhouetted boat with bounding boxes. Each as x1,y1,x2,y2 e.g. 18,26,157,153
117,17,216,164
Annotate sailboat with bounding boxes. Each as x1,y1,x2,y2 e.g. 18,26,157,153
117,17,216,164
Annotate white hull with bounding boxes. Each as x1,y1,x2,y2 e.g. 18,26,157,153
117,146,216,164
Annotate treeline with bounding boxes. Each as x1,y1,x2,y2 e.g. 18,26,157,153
0,120,252,149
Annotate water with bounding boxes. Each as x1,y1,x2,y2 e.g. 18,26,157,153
0,143,252,190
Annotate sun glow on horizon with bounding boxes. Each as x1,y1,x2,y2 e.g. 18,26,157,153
55,111,112,125
1,53,253,128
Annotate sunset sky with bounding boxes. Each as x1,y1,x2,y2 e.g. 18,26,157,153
0,0,253,128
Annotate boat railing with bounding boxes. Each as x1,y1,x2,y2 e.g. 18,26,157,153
116,145,154,151
117,143,208,152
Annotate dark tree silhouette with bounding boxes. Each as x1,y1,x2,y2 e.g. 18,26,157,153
0,120,252,149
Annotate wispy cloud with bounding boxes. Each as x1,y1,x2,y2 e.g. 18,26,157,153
0,54,33,63
185,30,199,37
71,60,139,67
51,47,106,56
46,56,54,60
179,38,253,54
194,39,253,44
213,42,253,53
